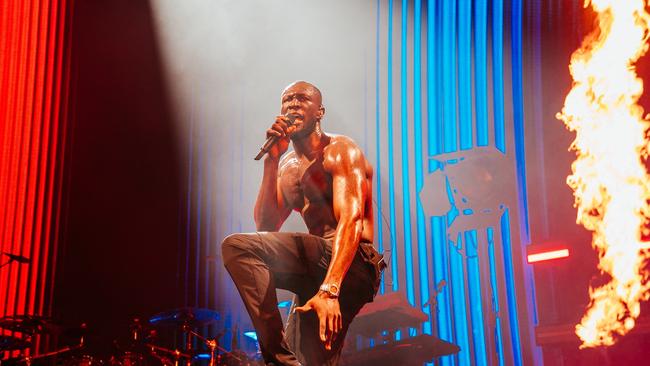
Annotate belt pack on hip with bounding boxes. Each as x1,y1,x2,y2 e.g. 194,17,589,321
358,242,387,274
358,242,386,299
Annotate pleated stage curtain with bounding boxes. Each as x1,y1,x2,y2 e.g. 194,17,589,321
0,0,74,322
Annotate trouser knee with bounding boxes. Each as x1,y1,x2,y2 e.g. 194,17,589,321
221,232,259,267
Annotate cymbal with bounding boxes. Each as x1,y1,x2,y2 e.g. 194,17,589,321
0,335,31,351
149,308,220,328
0,315,52,335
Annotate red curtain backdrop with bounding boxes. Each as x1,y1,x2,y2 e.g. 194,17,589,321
0,0,73,320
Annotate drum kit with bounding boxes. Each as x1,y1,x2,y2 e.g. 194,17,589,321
0,253,261,365
0,308,263,366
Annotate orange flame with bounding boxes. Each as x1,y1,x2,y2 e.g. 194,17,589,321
557,0,650,348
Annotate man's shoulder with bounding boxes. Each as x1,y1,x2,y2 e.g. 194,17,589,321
323,134,366,170
324,134,362,156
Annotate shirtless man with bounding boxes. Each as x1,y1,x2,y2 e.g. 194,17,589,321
221,81,383,366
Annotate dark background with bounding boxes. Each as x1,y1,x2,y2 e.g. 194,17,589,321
53,0,183,353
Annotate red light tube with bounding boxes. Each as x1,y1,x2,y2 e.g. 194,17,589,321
527,249,570,264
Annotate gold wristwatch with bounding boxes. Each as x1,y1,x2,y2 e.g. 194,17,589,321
319,283,340,298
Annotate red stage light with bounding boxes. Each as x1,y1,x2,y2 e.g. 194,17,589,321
527,249,570,264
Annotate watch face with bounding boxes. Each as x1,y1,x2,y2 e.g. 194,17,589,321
320,283,340,297
329,284,339,295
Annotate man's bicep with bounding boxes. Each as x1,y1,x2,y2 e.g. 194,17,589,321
330,157,367,222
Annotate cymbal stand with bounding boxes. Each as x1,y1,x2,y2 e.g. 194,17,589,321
20,342,83,366
183,326,225,366
146,343,190,366
180,324,192,366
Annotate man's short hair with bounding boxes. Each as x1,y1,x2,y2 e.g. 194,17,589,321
283,81,322,102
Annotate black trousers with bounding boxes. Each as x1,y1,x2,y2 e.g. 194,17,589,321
221,232,380,366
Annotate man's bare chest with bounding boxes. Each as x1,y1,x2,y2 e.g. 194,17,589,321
279,156,333,210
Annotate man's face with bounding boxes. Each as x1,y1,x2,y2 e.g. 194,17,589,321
280,82,324,139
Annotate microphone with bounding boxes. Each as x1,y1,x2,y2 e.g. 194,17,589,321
254,114,299,160
3,252,30,264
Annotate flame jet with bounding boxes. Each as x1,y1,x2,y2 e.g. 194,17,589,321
557,0,650,348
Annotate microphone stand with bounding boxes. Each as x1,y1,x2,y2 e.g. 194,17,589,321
0,259,12,270
0,253,30,270
0,258,17,270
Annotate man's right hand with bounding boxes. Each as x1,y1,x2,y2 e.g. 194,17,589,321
265,115,296,159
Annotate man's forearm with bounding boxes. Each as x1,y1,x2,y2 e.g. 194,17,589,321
322,215,363,287
254,157,282,231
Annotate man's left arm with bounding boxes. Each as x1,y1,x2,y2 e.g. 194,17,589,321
294,138,368,349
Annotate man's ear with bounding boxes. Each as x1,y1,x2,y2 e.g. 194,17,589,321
318,105,325,120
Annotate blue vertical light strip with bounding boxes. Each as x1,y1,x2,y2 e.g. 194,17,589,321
457,0,472,150
238,102,245,233
530,0,546,326
427,0,440,171
465,230,487,365
435,0,444,156
449,234,470,365
204,161,213,308
224,314,232,354
512,1,539,361
400,0,415,306
184,86,196,306
387,0,399,292
227,122,235,235
435,5,456,366
512,1,539,363
510,0,529,242
474,0,488,147
532,0,549,240
374,0,385,295
364,51,369,155
427,0,453,358
441,0,457,153
413,0,430,334
195,98,205,307
432,216,453,366
487,227,505,366
500,210,523,365
492,0,505,153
